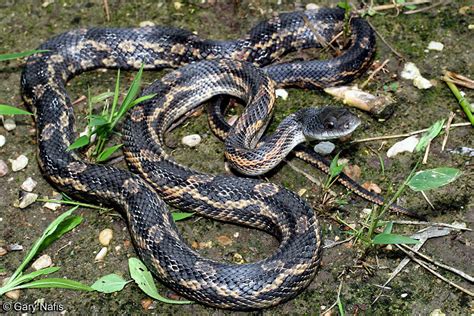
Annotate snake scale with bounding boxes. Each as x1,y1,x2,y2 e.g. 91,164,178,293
20,8,411,310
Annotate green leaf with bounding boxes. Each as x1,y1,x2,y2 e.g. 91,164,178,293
67,135,90,151
0,104,33,115
128,258,192,305
96,144,123,162
89,116,109,127
91,92,115,104
113,65,145,125
382,221,393,234
372,233,419,245
405,4,417,10
14,278,93,291
329,152,345,178
408,167,461,191
0,49,49,62
15,267,61,284
38,215,83,252
172,212,194,221
91,274,129,293
337,1,351,10
415,119,445,152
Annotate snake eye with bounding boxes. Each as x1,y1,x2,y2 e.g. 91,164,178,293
326,120,335,129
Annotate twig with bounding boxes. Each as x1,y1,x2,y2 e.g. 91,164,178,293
422,140,431,164
441,112,455,151
358,0,432,13
390,220,472,231
404,0,451,15
360,59,390,89
324,280,345,315
103,0,111,22
395,244,474,296
366,20,404,60
324,236,355,249
72,95,87,106
352,122,471,143
399,244,474,282
443,71,474,89
420,191,435,209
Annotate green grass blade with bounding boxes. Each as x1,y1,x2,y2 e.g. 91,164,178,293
91,92,115,104
372,233,419,245
67,135,90,151
96,144,123,162
109,69,121,122
125,93,156,112
129,258,192,305
112,64,145,126
13,278,93,292
0,49,48,62
14,267,61,284
172,212,194,221
0,104,33,115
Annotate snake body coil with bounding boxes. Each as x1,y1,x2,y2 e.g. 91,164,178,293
22,9,376,309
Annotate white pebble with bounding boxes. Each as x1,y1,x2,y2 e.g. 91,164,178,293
413,76,433,89
32,254,53,270
427,41,444,51
400,62,421,80
99,228,114,246
0,135,5,147
17,192,39,209
3,118,16,131
10,155,29,172
95,247,108,262
400,293,408,298
275,88,289,100
43,195,62,210
313,141,335,155
306,3,320,10
21,177,37,192
387,136,419,158
182,134,201,147
0,160,8,177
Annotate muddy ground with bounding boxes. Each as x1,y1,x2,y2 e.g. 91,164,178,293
0,0,473,315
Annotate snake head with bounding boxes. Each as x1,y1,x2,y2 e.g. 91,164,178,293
296,107,361,140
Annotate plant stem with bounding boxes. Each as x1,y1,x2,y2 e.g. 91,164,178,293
443,74,474,126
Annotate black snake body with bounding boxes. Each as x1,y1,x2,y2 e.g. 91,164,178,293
21,8,384,309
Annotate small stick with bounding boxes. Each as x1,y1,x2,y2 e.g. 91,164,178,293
323,236,355,249
360,59,390,89
390,220,472,231
399,244,474,282
422,139,431,164
284,159,338,197
420,191,435,210
443,71,474,89
72,95,87,106
352,122,471,143
357,0,432,13
395,244,474,296
366,20,404,60
103,0,111,22
441,112,455,151
404,0,451,15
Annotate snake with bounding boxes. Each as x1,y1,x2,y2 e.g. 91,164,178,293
20,7,413,310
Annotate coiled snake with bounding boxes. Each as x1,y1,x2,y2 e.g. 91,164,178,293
20,8,404,310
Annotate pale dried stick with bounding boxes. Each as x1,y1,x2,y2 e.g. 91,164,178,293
441,112,455,151
360,59,390,89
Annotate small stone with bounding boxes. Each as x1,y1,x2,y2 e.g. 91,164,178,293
427,41,444,51
401,62,421,80
139,21,155,27
297,188,307,196
7,244,23,251
3,118,16,131
0,247,7,256
233,232,239,238
430,309,446,316
10,155,29,171
32,254,53,270
413,76,433,89
216,235,233,246
141,298,154,310
181,134,201,147
95,247,108,262
174,1,183,10
0,160,8,177
43,194,62,210
275,88,289,100
232,253,245,264
0,135,5,147
400,292,408,298
314,141,335,155
306,3,320,10
5,289,21,300
114,245,121,252
17,192,39,209
21,177,37,192
99,228,114,246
